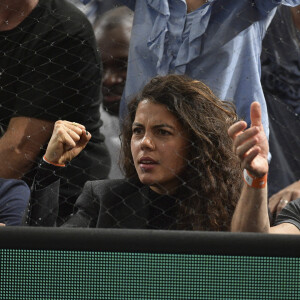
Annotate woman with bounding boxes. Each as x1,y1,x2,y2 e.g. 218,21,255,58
28,74,242,230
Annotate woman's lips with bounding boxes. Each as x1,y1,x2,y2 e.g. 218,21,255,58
139,157,158,171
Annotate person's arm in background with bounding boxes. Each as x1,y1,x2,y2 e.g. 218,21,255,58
291,5,300,29
0,117,54,179
269,181,300,216
0,179,30,226
229,102,299,234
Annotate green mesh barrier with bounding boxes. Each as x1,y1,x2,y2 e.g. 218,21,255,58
1,249,300,299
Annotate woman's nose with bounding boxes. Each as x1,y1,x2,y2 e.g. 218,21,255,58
140,135,155,150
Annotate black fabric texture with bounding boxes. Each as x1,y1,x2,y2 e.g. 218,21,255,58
29,176,178,230
274,198,300,230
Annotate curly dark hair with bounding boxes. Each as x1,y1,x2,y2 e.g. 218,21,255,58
120,74,243,231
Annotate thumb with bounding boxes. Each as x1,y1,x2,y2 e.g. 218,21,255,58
250,101,262,128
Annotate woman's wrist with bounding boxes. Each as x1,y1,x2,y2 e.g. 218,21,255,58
35,157,63,190
43,155,66,167
243,169,267,189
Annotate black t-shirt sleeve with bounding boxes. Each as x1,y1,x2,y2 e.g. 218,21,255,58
274,198,300,230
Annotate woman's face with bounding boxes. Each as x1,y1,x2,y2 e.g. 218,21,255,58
131,100,189,194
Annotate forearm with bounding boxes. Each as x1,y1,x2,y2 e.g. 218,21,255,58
0,136,37,179
231,184,270,232
0,117,53,179
291,6,300,30
228,102,270,232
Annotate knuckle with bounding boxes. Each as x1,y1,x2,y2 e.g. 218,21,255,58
55,120,63,126
57,127,64,135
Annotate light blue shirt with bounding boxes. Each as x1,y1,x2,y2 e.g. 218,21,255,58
114,0,300,138
81,0,300,136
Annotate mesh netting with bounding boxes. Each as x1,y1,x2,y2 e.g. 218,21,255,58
0,0,299,229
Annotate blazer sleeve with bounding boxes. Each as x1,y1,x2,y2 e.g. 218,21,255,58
26,160,62,226
27,179,60,227
62,181,100,228
28,179,101,228
62,179,126,228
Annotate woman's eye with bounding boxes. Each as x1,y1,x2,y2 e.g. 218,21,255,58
158,129,171,136
132,127,143,135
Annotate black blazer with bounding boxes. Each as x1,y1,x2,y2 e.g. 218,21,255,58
29,178,170,229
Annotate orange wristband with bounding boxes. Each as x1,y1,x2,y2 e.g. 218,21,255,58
243,169,267,189
43,155,66,167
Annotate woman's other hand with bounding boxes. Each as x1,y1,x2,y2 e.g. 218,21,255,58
228,102,269,178
44,121,91,165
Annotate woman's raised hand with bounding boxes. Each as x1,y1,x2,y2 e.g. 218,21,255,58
44,120,91,165
228,102,269,178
